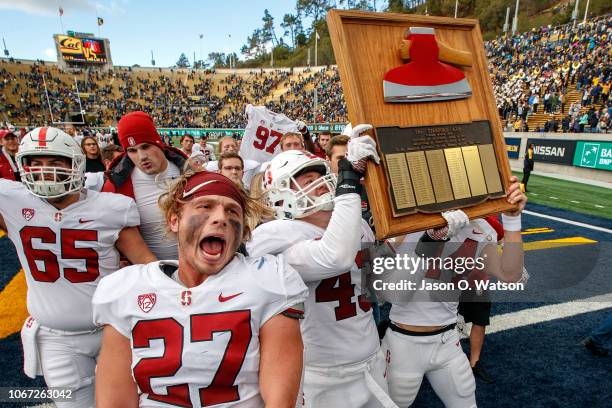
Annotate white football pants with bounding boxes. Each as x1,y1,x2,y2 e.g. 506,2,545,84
302,349,398,408
381,327,476,408
22,318,101,408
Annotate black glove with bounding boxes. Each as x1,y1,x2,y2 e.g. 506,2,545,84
335,158,362,197
415,230,447,258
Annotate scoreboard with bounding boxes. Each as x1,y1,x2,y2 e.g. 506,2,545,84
54,33,113,68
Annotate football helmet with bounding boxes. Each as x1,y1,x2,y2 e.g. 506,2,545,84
263,150,337,220
17,127,85,199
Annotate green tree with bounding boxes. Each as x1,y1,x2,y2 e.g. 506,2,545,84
175,53,190,68
207,52,227,68
296,0,331,25
262,9,279,46
281,13,299,48
241,28,266,58
386,0,407,12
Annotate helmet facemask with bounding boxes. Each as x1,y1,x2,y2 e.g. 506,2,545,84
266,164,337,220
19,155,85,199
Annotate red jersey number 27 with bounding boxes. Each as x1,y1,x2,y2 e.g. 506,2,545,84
132,310,252,407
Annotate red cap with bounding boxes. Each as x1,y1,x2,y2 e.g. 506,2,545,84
118,111,164,150
182,171,245,211
0,130,8,139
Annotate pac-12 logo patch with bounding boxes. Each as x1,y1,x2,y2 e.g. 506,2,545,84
138,293,157,313
22,208,35,221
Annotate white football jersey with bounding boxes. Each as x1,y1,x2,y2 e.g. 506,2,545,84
0,179,139,331
390,219,497,326
247,218,380,368
239,104,299,164
93,255,308,408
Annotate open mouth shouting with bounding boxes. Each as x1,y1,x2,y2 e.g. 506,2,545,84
199,233,226,262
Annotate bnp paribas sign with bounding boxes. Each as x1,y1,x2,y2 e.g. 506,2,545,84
573,141,612,171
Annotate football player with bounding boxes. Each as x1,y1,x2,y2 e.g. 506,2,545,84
380,177,527,408
93,170,308,407
247,131,397,408
0,127,156,408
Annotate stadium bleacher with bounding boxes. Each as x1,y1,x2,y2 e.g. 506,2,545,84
0,15,609,132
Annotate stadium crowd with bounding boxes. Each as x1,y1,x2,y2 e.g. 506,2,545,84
1,14,609,133
487,13,611,133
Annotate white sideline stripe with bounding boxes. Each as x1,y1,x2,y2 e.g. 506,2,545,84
488,294,612,335
523,210,612,234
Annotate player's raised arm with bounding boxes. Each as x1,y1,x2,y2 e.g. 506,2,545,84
95,325,139,408
259,313,303,407
482,175,527,283
251,126,380,282
116,225,157,264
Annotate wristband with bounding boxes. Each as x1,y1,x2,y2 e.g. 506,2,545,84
335,158,362,196
501,213,522,232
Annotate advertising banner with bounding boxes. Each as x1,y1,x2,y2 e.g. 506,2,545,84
504,137,521,159
527,138,576,165
573,141,612,171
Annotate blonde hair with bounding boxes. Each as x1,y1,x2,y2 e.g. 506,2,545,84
246,172,275,231
158,169,268,243
280,132,304,151
217,136,237,155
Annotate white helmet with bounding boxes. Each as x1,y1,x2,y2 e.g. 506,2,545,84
263,150,336,220
17,127,85,199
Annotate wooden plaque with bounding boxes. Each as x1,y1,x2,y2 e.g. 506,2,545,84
327,10,516,239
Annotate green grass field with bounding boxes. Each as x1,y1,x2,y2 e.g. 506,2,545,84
512,171,612,219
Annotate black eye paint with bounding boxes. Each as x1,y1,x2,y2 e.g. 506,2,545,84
229,218,244,250
182,211,209,246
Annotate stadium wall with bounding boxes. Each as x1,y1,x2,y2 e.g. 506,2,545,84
504,132,612,184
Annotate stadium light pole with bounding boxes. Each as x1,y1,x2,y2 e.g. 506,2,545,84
454,0,458,18
583,0,590,24
511,0,519,35
199,33,203,67
2,38,9,57
572,0,580,28
151,50,155,66
228,34,233,69
315,31,319,67
503,7,510,35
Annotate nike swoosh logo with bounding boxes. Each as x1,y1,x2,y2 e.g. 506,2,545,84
218,292,243,302
472,229,483,235
79,219,94,224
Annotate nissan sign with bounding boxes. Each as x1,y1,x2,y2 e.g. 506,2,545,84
527,139,576,165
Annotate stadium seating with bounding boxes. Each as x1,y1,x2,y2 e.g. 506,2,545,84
0,14,609,132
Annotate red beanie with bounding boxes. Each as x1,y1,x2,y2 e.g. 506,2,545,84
118,111,164,150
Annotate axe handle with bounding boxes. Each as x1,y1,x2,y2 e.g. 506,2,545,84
399,39,473,67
